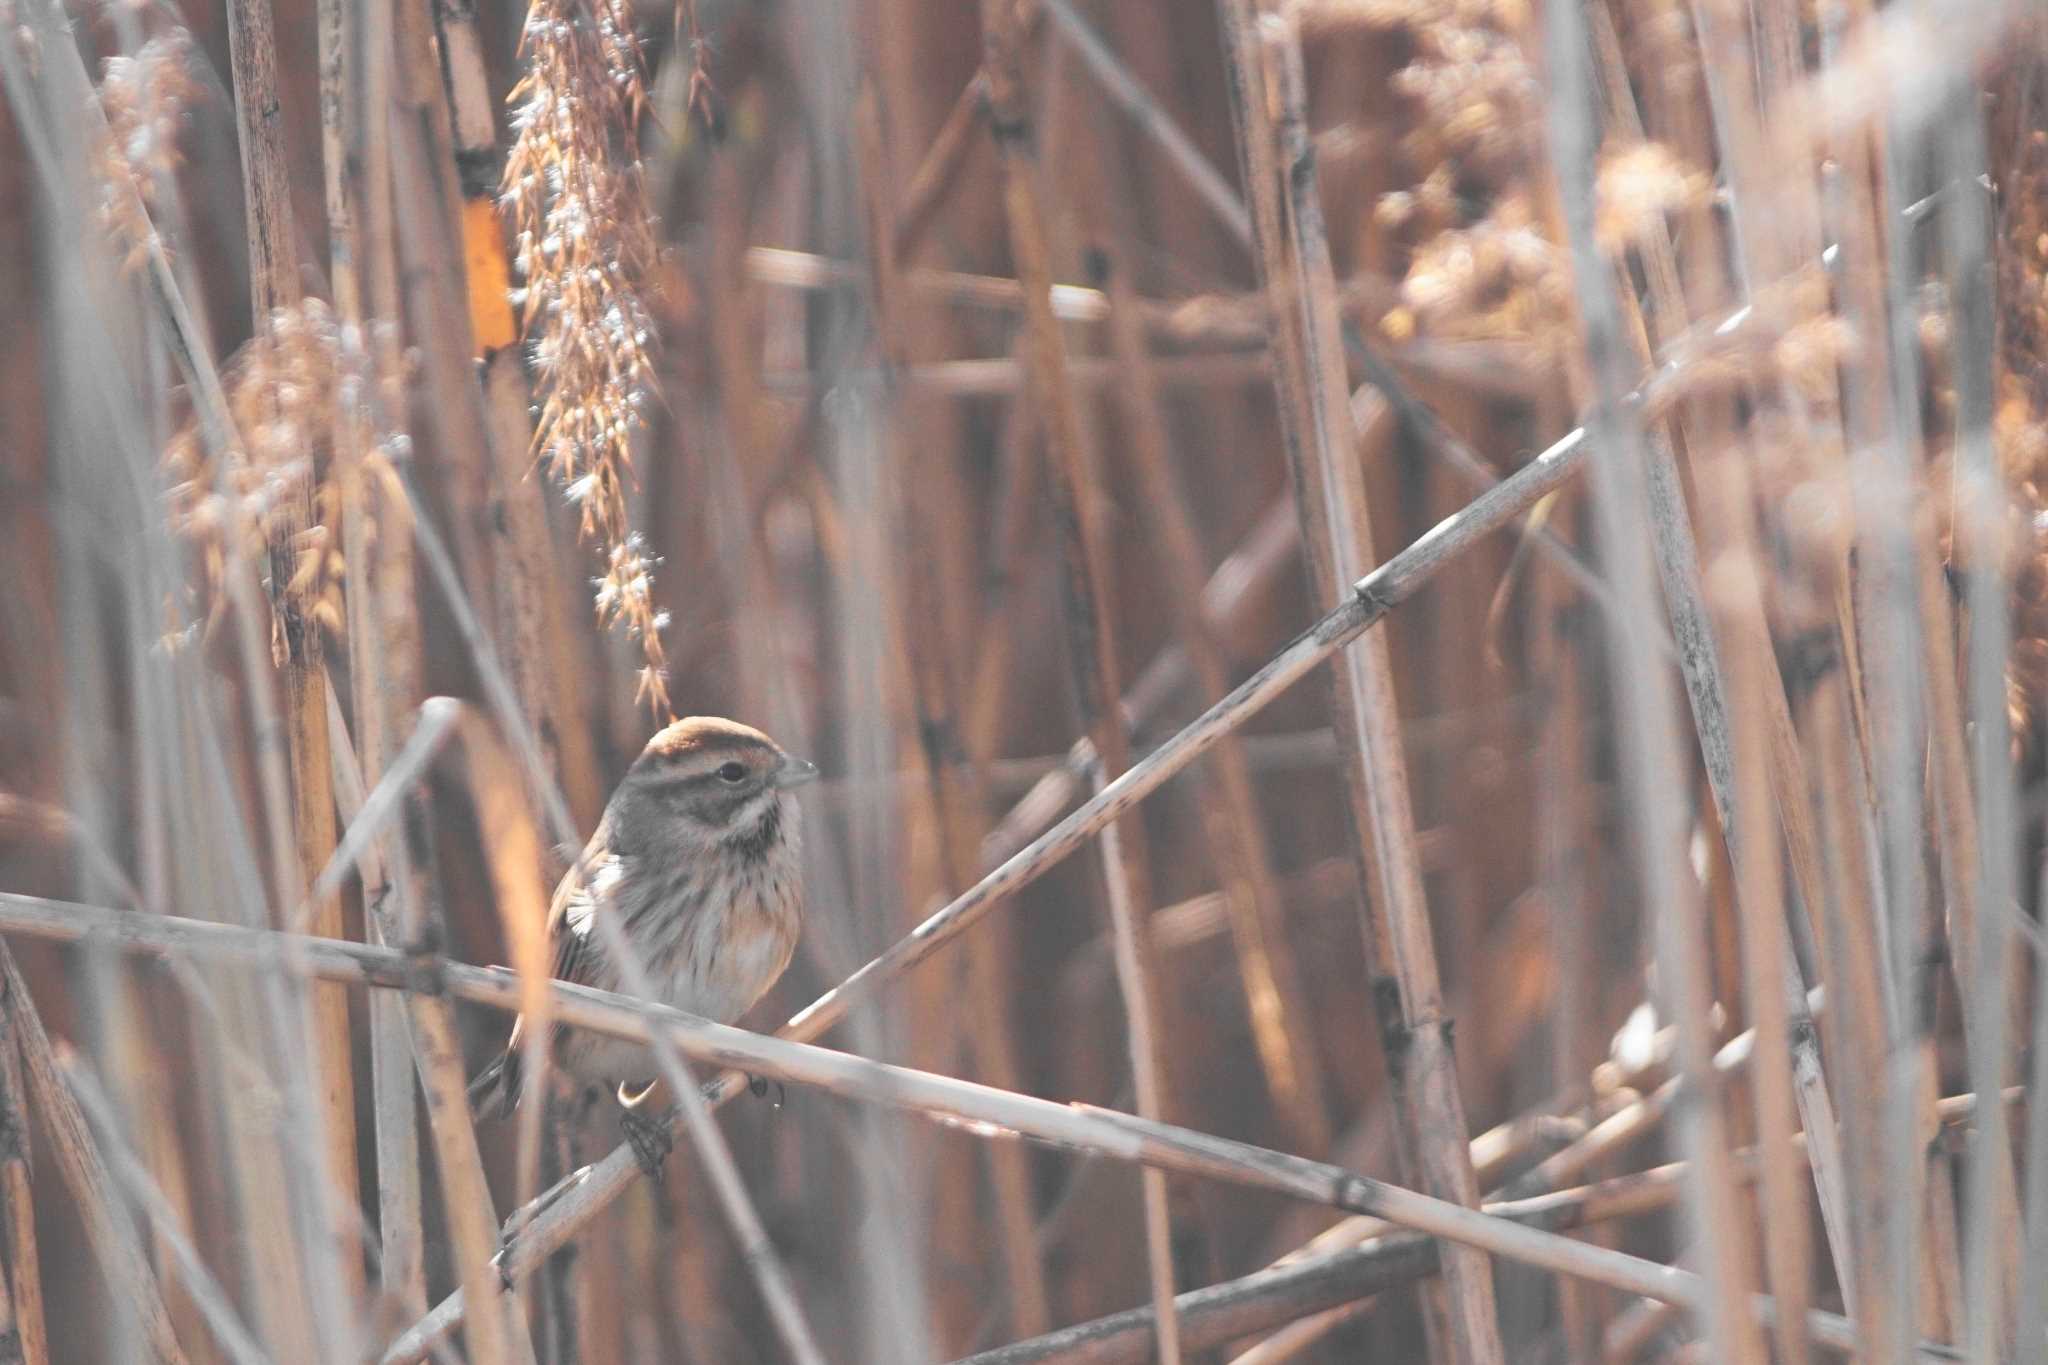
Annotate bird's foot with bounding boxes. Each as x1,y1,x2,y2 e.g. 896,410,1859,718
620,1107,674,1179
746,1073,786,1108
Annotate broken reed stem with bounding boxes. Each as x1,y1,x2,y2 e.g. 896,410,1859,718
0,892,1947,1365
1237,997,1821,1362
1224,12,1502,1362
976,2,1183,1355
955,1164,1685,1365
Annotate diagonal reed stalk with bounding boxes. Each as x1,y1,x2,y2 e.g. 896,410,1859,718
0,890,1971,1364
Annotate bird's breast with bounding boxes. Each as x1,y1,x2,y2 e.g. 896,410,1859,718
635,852,801,1026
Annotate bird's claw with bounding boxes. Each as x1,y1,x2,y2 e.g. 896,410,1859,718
746,1074,786,1108
620,1108,673,1179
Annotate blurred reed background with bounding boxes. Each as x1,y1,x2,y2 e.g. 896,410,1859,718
1,0,2046,1359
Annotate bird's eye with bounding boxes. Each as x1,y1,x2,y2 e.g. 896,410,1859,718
716,761,747,784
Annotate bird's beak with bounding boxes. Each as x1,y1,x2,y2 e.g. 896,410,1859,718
773,755,820,789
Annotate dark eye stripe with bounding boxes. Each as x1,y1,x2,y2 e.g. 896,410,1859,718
639,755,765,790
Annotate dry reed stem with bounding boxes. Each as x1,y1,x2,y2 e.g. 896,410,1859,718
1539,0,1766,1353
1702,457,1814,1365
335,417,433,1328
977,1,1182,1353
854,85,1053,1338
325,687,523,1365
222,0,362,1315
0,964,47,1365
456,730,557,1215
2021,831,2048,1361
1025,0,1639,659
892,71,989,263
60,1056,270,1365
758,352,1274,397
1868,71,1957,1351
411,982,526,1365
315,0,431,1327
325,684,428,1321
958,1086,2014,1365
1802,563,1904,1352
432,0,600,826
0,892,1942,1363
1942,63,2028,1360
384,0,601,832
1582,19,1843,1341
1040,0,1250,244
223,0,300,320
0,946,188,1364
1224,12,1503,1362
1096,246,1332,1155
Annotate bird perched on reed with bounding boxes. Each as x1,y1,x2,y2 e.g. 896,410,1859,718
471,716,817,1172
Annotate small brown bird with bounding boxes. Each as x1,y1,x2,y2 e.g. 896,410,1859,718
472,717,816,1167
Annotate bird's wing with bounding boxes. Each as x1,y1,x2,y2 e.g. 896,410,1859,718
478,820,617,1116
546,817,620,990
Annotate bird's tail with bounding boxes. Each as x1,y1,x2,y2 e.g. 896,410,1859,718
466,1047,522,1120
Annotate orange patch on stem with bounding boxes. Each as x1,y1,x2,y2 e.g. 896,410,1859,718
462,198,517,354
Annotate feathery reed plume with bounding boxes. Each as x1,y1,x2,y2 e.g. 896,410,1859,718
1345,0,1573,366
93,29,199,271
1592,142,1708,256
501,0,671,714
1990,54,2048,748
1382,195,1566,350
163,299,406,651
